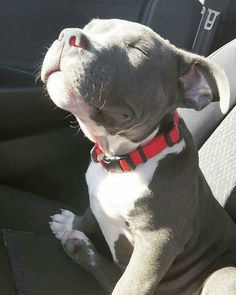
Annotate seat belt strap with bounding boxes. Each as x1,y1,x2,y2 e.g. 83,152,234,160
192,0,231,56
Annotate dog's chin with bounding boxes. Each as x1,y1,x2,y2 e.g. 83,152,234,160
46,71,87,113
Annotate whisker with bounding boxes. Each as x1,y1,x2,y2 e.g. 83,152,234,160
98,81,104,103
42,88,48,95
70,120,78,124
99,98,107,112
64,113,74,119
35,72,41,84
70,124,80,129
33,58,44,84
92,83,96,94
89,95,94,103
74,127,81,136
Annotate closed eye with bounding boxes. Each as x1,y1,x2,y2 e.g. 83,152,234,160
94,107,132,121
125,42,150,58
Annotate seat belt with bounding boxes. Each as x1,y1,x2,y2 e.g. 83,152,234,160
192,0,231,56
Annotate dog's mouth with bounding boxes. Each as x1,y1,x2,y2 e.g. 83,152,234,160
42,66,92,116
41,39,90,114
45,70,84,112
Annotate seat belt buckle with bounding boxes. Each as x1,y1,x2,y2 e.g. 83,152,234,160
203,7,221,31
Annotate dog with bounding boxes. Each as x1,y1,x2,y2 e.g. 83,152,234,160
41,19,236,294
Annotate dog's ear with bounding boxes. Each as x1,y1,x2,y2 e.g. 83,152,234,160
177,50,230,114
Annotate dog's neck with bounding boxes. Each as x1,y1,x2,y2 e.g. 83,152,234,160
77,112,175,157
98,112,176,156
96,128,159,156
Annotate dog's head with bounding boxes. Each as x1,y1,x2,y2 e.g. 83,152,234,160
41,19,229,146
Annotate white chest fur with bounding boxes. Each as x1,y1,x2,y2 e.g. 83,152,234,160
86,140,185,262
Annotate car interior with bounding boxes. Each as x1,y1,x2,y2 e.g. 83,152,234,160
0,0,235,294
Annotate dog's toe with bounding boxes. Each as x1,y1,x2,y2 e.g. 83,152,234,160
50,209,75,240
50,221,67,234
60,209,75,218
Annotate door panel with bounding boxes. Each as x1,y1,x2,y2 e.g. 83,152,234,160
0,0,144,71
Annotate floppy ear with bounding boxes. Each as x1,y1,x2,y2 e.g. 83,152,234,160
177,50,230,114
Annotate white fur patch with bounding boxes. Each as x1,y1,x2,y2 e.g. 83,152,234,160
50,209,75,240
86,139,185,262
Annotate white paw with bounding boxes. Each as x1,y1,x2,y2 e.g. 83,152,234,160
50,209,75,240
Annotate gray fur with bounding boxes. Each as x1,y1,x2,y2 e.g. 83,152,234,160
43,19,236,294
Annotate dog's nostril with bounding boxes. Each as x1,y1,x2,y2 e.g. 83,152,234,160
69,36,79,47
69,34,89,50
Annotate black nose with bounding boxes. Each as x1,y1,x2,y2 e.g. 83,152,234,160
59,28,90,50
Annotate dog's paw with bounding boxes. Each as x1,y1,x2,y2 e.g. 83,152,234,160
50,209,75,240
62,230,97,268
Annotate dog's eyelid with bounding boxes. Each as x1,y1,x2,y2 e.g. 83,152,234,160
124,41,138,48
124,42,150,57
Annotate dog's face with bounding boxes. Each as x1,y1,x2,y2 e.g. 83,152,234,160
41,19,229,144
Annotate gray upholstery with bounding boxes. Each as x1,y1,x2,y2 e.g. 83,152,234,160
0,232,15,295
3,230,106,295
0,187,111,295
199,106,236,222
0,186,73,235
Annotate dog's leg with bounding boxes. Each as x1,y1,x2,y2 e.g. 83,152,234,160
50,209,122,292
201,267,236,295
61,230,122,292
50,207,100,239
110,228,189,295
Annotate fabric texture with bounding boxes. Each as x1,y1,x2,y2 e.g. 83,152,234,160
199,106,236,221
0,186,73,235
3,230,106,295
0,231,15,295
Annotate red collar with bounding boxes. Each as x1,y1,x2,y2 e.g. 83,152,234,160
91,111,181,173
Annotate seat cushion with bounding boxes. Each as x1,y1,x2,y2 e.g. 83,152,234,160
0,186,74,235
0,186,112,294
3,230,106,295
199,106,236,222
0,231,15,295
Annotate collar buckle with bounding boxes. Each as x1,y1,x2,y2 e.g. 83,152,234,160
91,146,128,172
102,155,126,173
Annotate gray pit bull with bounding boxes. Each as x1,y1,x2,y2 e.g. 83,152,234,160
41,19,236,294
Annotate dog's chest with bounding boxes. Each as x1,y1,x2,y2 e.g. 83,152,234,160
86,140,185,266
86,159,157,265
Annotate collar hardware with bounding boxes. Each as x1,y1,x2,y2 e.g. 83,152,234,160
90,111,181,173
